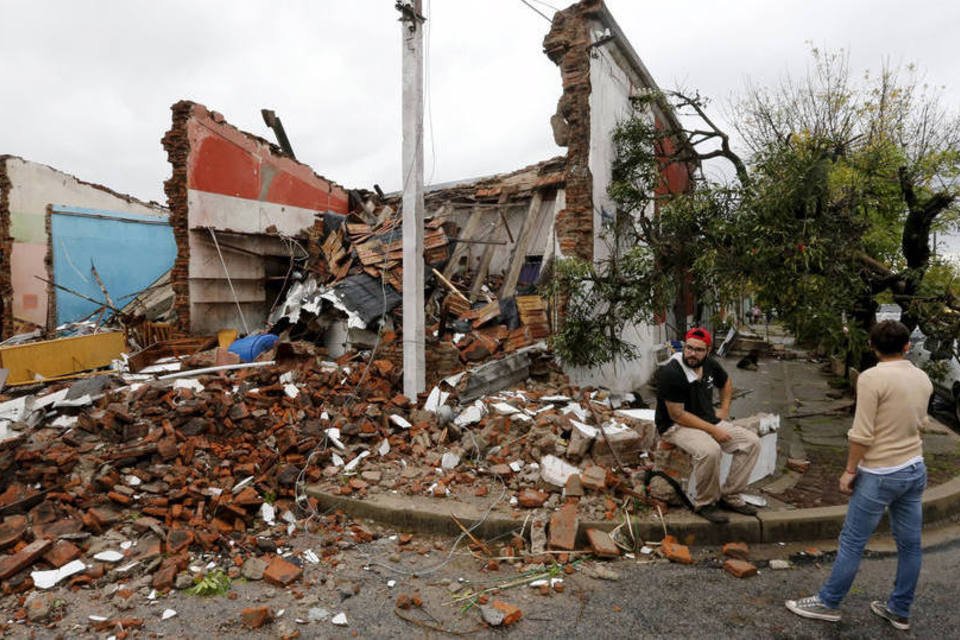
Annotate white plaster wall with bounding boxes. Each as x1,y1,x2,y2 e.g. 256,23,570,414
564,29,666,391
5,157,166,327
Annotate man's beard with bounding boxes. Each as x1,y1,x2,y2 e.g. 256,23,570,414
683,353,705,369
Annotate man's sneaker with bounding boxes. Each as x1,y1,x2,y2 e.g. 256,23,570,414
719,496,759,516
694,503,729,524
870,601,910,630
785,595,841,622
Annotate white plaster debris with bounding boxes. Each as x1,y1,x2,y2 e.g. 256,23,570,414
389,414,412,429
378,439,391,457
332,453,345,467
50,415,77,429
331,612,348,626
283,384,300,399
443,372,466,387
172,378,204,394
508,460,524,473
161,609,177,621
615,408,656,422
490,402,519,416
454,400,486,427
232,476,255,493
125,475,142,487
561,402,588,422
387,579,397,588
343,450,370,473
325,428,346,450
302,549,320,564
93,550,124,563
441,452,461,470
279,371,296,385
424,386,450,412
31,560,86,589
88,615,109,622
261,503,276,526
769,559,792,570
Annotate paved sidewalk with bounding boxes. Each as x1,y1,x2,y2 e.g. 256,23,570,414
307,331,960,547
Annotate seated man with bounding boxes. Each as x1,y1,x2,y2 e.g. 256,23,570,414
655,327,761,524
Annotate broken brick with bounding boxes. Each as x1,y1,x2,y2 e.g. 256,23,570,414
491,600,523,626
0,539,52,580
548,502,579,551
660,535,693,565
580,464,607,491
722,542,750,561
517,489,548,508
240,606,274,629
586,528,620,558
263,556,302,587
42,540,81,568
0,516,27,549
723,559,758,578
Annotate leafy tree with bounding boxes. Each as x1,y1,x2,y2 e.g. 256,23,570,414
546,49,960,368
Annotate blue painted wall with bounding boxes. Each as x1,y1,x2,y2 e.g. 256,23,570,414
49,206,176,325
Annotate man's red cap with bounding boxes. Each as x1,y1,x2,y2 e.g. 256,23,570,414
684,327,712,348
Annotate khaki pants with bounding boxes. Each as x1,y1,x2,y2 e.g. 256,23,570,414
663,421,760,508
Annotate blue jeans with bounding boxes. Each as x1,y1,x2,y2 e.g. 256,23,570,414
819,461,927,617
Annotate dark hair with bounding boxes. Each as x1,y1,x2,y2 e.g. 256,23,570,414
869,320,910,356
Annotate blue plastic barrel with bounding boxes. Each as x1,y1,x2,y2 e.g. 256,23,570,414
228,334,279,362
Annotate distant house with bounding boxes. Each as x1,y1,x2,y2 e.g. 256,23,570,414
0,155,171,339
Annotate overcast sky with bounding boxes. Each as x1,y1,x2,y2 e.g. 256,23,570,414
1,0,957,205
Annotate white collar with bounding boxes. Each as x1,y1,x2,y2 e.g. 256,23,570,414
670,351,701,383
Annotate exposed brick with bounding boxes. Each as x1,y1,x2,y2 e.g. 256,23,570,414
549,502,579,551
585,528,620,558
723,559,758,578
563,474,583,498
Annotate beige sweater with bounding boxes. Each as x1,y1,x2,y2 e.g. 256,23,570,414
847,359,932,469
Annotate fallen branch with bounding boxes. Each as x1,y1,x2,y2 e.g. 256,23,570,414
450,514,491,556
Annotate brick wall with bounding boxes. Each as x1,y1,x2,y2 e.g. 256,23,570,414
543,0,601,262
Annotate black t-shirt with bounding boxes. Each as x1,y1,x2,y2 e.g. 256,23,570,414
654,357,729,434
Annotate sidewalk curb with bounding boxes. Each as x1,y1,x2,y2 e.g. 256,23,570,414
306,475,960,546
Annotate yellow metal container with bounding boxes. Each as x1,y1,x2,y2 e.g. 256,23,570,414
0,332,127,385
218,329,239,349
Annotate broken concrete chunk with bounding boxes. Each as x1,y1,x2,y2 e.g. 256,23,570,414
540,455,579,488
580,464,607,491
567,420,597,458
769,559,791,570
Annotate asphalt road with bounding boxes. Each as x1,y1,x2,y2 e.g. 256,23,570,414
323,536,960,640
498,540,960,639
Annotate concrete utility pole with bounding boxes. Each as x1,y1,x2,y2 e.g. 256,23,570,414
398,0,426,399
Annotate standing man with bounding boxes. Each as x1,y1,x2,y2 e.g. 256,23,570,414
655,327,761,524
786,320,931,630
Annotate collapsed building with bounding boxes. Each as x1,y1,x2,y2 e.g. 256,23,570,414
0,3,791,627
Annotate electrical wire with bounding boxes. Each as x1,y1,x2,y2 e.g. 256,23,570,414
209,228,251,334
518,0,552,22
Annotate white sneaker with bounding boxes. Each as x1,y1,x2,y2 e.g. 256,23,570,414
785,595,841,622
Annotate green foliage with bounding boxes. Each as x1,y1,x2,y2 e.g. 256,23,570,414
186,569,232,597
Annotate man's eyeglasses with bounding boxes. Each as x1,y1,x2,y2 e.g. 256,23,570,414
683,343,708,354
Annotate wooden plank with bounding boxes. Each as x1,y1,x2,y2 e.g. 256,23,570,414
441,206,484,281
0,332,126,385
499,192,547,299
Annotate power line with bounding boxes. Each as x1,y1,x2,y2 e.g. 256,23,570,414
518,0,552,22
